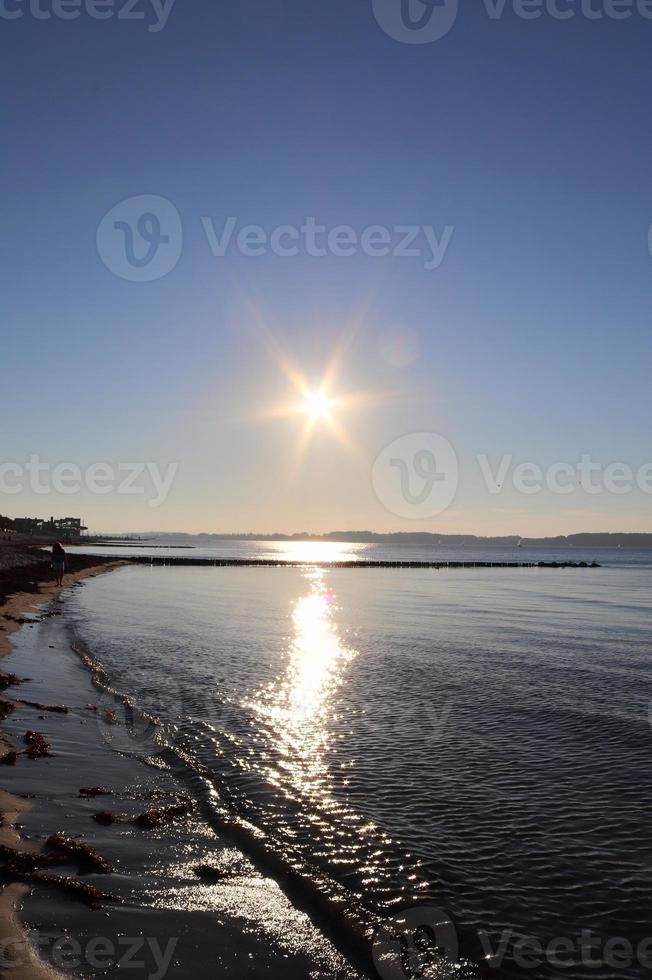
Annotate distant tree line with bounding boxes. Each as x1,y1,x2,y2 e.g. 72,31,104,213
141,530,652,548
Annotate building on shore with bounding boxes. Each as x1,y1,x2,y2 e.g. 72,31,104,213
12,517,88,541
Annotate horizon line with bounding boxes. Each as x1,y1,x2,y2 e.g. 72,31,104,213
85,529,652,540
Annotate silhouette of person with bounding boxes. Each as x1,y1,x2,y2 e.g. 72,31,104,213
52,541,66,587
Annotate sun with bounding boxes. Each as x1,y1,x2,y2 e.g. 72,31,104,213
306,390,332,420
246,312,382,459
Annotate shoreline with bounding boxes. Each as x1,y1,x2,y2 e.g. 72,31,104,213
0,560,128,658
0,789,62,980
0,556,364,980
0,554,127,979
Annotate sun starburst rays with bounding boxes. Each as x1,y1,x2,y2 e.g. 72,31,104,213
239,307,393,471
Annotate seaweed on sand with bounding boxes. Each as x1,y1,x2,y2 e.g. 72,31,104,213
20,699,68,713
0,671,25,690
23,731,51,758
0,836,112,877
79,786,113,797
92,810,119,826
193,864,225,882
29,873,117,908
1,695,66,715
0,844,64,875
93,798,194,829
45,832,113,873
133,800,193,828
0,699,15,721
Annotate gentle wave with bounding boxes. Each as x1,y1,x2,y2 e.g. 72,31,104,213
65,553,652,979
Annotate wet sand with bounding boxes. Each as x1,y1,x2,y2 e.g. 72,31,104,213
0,548,129,978
0,554,361,979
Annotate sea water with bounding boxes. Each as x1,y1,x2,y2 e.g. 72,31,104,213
64,542,652,979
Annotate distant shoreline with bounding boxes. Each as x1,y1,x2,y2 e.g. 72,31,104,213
82,531,652,549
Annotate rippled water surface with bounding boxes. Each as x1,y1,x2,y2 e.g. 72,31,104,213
66,545,652,978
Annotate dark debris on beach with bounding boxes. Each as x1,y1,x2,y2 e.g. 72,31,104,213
45,832,113,873
193,863,228,882
133,800,194,828
0,837,117,908
0,670,26,690
23,731,52,758
28,873,117,908
92,798,195,829
92,810,118,826
0,544,119,606
0,699,15,722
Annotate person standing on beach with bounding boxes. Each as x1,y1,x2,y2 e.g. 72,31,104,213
52,542,66,587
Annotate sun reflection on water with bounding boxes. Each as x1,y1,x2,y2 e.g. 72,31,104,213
205,566,431,917
248,569,355,800
266,540,367,564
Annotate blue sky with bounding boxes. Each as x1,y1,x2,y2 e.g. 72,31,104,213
1,0,651,534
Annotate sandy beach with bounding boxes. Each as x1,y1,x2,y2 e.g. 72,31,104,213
0,543,129,978
0,544,127,659
0,544,361,980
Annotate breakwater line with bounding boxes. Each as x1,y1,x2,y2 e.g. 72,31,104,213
125,556,600,569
